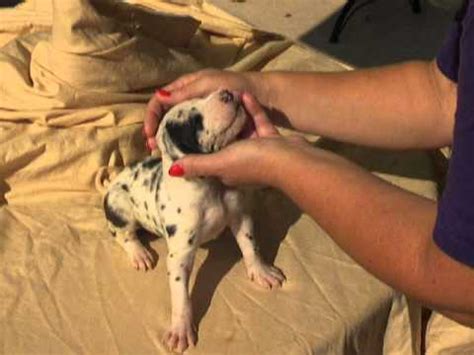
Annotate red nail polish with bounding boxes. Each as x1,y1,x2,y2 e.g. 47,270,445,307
169,164,184,177
156,89,171,97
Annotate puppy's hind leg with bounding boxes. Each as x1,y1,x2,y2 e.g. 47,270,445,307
104,191,154,271
230,213,286,289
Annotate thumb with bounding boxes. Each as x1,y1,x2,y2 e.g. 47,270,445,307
168,154,223,179
156,77,209,106
242,92,279,137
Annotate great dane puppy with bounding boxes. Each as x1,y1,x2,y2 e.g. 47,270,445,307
103,89,286,352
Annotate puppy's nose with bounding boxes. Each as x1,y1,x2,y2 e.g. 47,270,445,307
219,90,234,103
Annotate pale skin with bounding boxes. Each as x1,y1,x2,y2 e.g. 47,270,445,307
144,61,474,327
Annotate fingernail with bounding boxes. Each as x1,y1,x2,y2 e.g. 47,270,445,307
169,164,184,177
145,140,151,152
156,89,171,97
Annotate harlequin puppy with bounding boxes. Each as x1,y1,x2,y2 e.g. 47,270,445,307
103,89,286,353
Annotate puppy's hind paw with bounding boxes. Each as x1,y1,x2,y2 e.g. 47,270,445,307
125,240,155,271
163,322,197,353
247,262,286,290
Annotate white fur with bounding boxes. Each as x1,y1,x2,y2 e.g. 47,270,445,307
104,90,285,353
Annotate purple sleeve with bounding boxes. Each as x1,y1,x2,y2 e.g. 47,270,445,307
433,0,474,267
436,23,461,82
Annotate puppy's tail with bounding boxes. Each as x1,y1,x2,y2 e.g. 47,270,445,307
95,166,121,196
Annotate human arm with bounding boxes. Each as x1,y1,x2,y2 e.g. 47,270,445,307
261,60,457,149
176,136,474,326
172,94,474,327
271,144,474,327
145,60,457,150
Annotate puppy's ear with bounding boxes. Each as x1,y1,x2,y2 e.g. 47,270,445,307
165,111,204,154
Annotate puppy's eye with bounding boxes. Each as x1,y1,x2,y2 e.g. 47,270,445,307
165,110,204,154
188,111,203,122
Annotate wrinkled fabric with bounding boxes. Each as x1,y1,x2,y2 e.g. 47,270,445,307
426,312,474,354
0,1,436,354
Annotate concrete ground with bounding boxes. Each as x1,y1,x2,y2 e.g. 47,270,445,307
210,0,462,68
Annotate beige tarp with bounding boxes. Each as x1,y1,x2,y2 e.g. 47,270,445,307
0,0,449,354
426,312,474,354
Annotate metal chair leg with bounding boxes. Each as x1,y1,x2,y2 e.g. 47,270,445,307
329,0,421,43
410,0,421,13
329,0,356,43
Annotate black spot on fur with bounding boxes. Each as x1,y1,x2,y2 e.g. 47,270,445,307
110,230,116,237
156,166,163,184
124,238,129,243
177,208,181,214
104,194,128,228
175,276,181,282
130,197,136,205
162,133,181,161
150,172,157,191
167,271,170,276
150,167,162,192
144,201,148,210
165,110,204,154
143,178,149,186
121,184,129,192
246,233,253,240
129,160,140,169
188,236,194,245
166,224,177,237
133,170,139,180
169,254,174,258
160,204,165,210
142,157,162,169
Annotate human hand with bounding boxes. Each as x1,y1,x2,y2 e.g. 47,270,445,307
167,92,309,187
143,69,266,151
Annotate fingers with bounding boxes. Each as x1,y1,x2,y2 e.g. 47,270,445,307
158,69,216,105
157,80,211,108
162,70,209,92
144,93,166,151
242,92,279,138
168,153,223,179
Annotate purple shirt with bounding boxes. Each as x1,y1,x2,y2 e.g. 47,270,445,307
435,0,474,267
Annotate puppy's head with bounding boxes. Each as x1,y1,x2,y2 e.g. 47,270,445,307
157,89,247,159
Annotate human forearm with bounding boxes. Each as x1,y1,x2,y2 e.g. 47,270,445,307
440,310,474,328
253,60,456,149
266,147,474,314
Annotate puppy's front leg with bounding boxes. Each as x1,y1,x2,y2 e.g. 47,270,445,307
231,214,286,289
163,244,197,353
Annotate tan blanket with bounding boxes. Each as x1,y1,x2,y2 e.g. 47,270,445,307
0,1,436,354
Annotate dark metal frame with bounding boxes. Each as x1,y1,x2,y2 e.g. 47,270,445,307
329,0,422,43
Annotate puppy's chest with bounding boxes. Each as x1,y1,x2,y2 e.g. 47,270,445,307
158,179,228,244
123,164,228,242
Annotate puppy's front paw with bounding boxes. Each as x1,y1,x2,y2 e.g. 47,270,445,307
247,262,286,289
163,321,197,353
124,240,155,271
